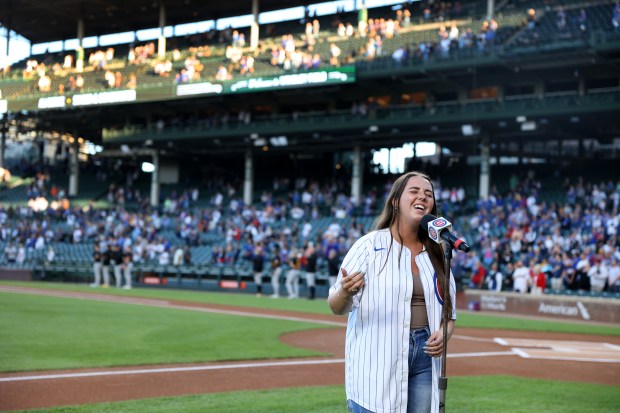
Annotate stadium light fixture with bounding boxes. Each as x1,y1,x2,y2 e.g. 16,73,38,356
269,136,288,146
521,121,537,131
142,162,155,173
461,124,478,136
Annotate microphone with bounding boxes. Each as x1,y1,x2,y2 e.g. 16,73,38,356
421,214,471,253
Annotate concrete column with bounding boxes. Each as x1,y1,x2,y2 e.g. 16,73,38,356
0,115,6,169
250,0,260,51
578,77,586,97
158,0,167,59
479,138,490,200
351,145,362,205
243,147,253,206
68,139,79,197
2,27,9,75
487,0,495,20
76,17,84,73
150,151,160,207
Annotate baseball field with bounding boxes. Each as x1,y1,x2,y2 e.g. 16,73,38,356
1,280,619,412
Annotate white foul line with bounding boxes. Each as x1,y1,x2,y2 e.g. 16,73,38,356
0,359,345,382
0,350,518,383
448,350,516,358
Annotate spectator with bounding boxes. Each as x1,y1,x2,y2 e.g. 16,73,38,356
608,258,620,292
572,252,591,291
530,264,546,295
104,70,115,88
90,244,102,287
173,246,184,266
183,245,192,265
512,260,530,293
126,73,137,89
76,74,84,91
5,242,17,263
269,246,283,298
470,261,486,289
304,242,318,300
111,243,123,288
158,247,170,266
122,245,133,289
487,262,503,292
577,9,588,32
253,242,265,296
286,247,301,298
45,245,55,263
526,8,537,30
588,258,608,292
329,43,341,66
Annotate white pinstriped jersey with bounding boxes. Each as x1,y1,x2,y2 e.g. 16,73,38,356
331,228,457,413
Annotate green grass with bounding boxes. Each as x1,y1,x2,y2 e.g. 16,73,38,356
0,281,334,314
455,311,620,336
0,292,330,372
3,281,620,337
14,377,620,413
2,282,620,412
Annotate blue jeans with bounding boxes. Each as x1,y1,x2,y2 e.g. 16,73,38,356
347,399,374,413
346,328,432,413
407,327,432,413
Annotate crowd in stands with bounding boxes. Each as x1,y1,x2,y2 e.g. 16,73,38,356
3,1,619,98
456,175,620,294
1,160,619,297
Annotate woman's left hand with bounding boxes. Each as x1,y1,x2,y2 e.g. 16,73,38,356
424,330,445,358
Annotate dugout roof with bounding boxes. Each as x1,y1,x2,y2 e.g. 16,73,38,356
0,0,333,44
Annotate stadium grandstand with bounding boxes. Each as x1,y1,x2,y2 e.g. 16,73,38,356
0,0,619,307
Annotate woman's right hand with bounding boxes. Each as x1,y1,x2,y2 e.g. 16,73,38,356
340,268,365,297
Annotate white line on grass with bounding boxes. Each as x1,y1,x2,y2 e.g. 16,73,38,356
0,359,346,382
510,348,620,363
451,334,498,343
448,350,516,358
0,351,518,382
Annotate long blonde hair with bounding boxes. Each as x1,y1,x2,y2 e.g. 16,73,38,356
373,171,453,318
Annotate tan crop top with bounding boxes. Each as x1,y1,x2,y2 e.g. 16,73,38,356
410,272,429,330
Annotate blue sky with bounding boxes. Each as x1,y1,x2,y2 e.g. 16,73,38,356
0,0,412,67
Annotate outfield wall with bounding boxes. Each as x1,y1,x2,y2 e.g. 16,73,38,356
464,290,620,324
0,269,32,282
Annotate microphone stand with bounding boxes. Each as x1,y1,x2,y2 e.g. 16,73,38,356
439,241,453,413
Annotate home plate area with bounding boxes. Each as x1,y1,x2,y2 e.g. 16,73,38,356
493,338,620,363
